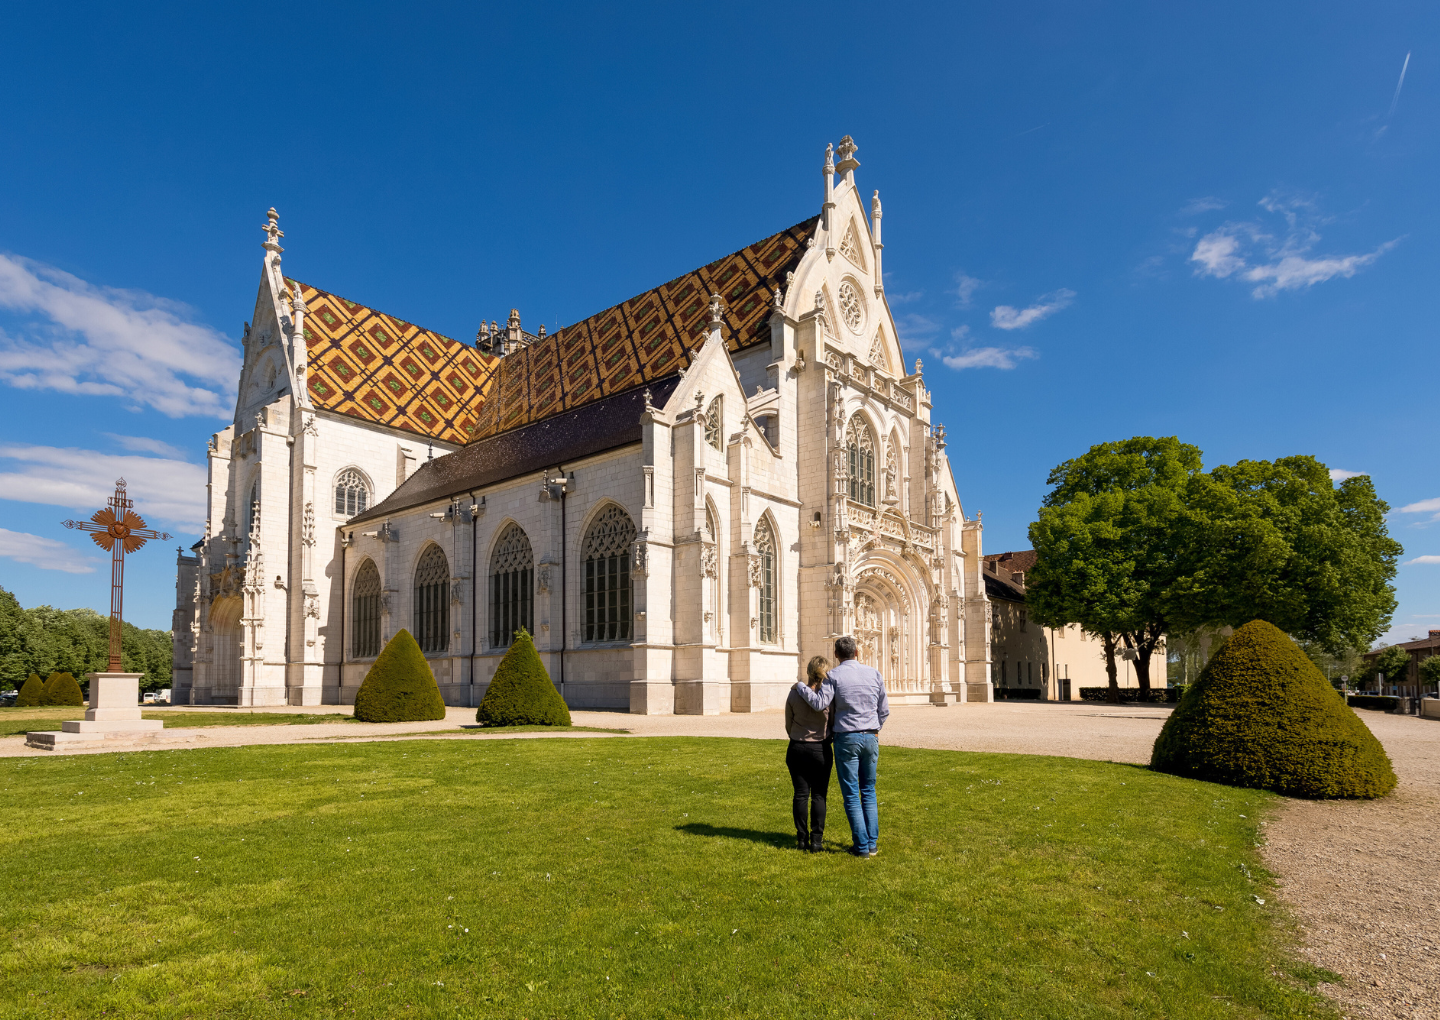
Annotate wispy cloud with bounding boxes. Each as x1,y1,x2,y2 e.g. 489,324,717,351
954,272,983,308
0,444,207,527
1189,193,1399,299
103,433,188,459
0,254,240,418
0,528,99,574
1396,496,1440,526
894,313,943,341
1180,197,1228,216
939,346,1038,371
1329,468,1367,481
990,289,1074,330
1405,554,1440,566
1388,51,1411,119
885,290,924,305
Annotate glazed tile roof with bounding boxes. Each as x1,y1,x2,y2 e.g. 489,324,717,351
467,214,820,441
291,213,818,446
294,280,500,445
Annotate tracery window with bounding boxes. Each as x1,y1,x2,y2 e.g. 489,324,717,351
838,281,864,334
839,223,866,270
489,523,533,648
583,504,635,643
352,559,381,658
334,468,371,518
846,416,875,506
704,396,723,450
755,518,778,644
413,545,450,654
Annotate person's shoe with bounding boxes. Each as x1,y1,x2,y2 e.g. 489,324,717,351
809,830,824,853
868,847,880,857
847,846,871,858
796,830,809,851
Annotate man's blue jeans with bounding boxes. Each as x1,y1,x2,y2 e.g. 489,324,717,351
832,731,879,854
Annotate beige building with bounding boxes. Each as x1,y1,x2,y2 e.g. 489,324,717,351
172,137,1001,714
983,550,1166,700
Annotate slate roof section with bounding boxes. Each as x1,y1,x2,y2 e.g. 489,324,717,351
295,280,501,444
347,375,681,526
466,215,820,441
985,571,1027,604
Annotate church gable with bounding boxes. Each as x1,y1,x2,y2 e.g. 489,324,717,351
294,281,501,444
466,216,818,441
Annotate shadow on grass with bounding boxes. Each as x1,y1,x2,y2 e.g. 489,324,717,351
674,822,792,849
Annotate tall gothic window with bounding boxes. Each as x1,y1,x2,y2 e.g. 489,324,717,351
755,518,777,644
413,545,450,654
583,504,635,643
846,417,875,506
352,559,381,658
489,523,533,648
704,396,723,450
245,483,259,539
334,468,371,518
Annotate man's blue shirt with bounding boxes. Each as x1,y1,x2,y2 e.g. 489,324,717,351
794,658,889,733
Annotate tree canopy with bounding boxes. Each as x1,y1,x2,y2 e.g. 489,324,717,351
0,586,172,691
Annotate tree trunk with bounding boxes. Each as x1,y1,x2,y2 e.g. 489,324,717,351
1127,624,1162,694
1101,631,1120,704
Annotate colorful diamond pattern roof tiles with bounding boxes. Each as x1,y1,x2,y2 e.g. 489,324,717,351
289,213,818,446
466,214,819,441
294,280,501,444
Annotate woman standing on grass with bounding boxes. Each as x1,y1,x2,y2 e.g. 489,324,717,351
785,656,835,852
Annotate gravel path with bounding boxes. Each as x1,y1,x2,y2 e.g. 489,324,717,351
7,699,1434,1018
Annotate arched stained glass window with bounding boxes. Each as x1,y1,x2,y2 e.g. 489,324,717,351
583,504,635,643
334,468,371,518
489,523,533,648
846,416,875,506
413,545,450,654
352,559,381,658
755,518,777,644
704,396,723,450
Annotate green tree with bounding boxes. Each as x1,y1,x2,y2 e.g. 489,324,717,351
1371,644,1411,691
1173,459,1400,652
1419,655,1440,695
0,587,172,690
477,629,571,727
1029,437,1202,693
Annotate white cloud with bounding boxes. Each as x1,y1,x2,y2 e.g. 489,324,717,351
0,254,240,418
1329,468,1367,481
885,290,924,305
104,433,188,459
1398,498,1440,515
1405,555,1440,565
954,272,983,307
894,313,942,341
0,528,98,574
990,289,1075,330
1188,194,1399,299
940,346,1038,371
0,444,207,528
1180,197,1228,216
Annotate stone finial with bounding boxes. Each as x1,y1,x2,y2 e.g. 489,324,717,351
537,324,546,338
914,357,923,374
772,285,783,310
643,387,655,411
262,207,284,254
872,189,882,220
836,135,860,178
709,292,724,326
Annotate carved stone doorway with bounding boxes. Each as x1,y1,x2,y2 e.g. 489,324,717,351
208,595,243,705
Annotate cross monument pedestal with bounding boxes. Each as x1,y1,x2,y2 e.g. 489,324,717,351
26,673,166,750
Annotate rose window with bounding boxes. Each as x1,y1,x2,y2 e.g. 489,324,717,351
838,282,864,333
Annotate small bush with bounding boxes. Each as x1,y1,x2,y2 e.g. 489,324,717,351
42,672,84,707
1078,687,1180,703
1152,619,1396,799
477,629,571,727
1347,695,1399,712
353,629,447,723
15,674,44,707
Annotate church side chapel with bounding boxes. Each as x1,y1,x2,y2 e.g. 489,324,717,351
172,137,997,714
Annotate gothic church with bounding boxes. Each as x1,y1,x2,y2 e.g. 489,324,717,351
171,137,997,713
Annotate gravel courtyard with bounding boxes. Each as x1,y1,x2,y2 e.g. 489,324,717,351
5,699,1435,1018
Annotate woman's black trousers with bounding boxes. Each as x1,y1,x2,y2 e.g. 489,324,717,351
785,739,832,836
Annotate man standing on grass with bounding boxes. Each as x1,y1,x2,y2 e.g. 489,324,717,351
793,635,888,858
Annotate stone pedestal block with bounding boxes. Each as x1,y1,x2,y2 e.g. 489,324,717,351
26,673,164,750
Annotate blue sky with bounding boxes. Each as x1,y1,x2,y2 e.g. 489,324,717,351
0,2,1435,645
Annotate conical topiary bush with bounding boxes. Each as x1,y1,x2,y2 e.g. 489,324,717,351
477,629,571,727
353,628,447,723
15,673,44,707
1152,619,1396,798
42,671,84,706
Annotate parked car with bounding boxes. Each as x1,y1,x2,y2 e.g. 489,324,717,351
0,690,17,706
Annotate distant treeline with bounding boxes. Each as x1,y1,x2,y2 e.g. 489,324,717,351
0,587,172,691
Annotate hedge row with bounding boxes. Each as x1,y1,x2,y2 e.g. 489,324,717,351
1079,686,1182,703
994,687,1042,700
1347,695,1400,712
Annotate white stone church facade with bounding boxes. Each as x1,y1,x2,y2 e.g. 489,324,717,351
171,137,996,713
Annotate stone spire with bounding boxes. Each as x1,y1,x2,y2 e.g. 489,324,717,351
871,190,884,297
836,135,860,185
822,143,836,262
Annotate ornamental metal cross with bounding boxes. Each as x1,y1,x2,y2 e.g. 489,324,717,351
63,479,171,673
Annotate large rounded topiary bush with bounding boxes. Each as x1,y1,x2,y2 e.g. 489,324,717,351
42,671,84,707
1152,619,1396,798
15,673,44,707
353,628,447,723
477,629,571,727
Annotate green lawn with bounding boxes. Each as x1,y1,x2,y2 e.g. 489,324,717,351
0,709,355,738
0,738,1335,1019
